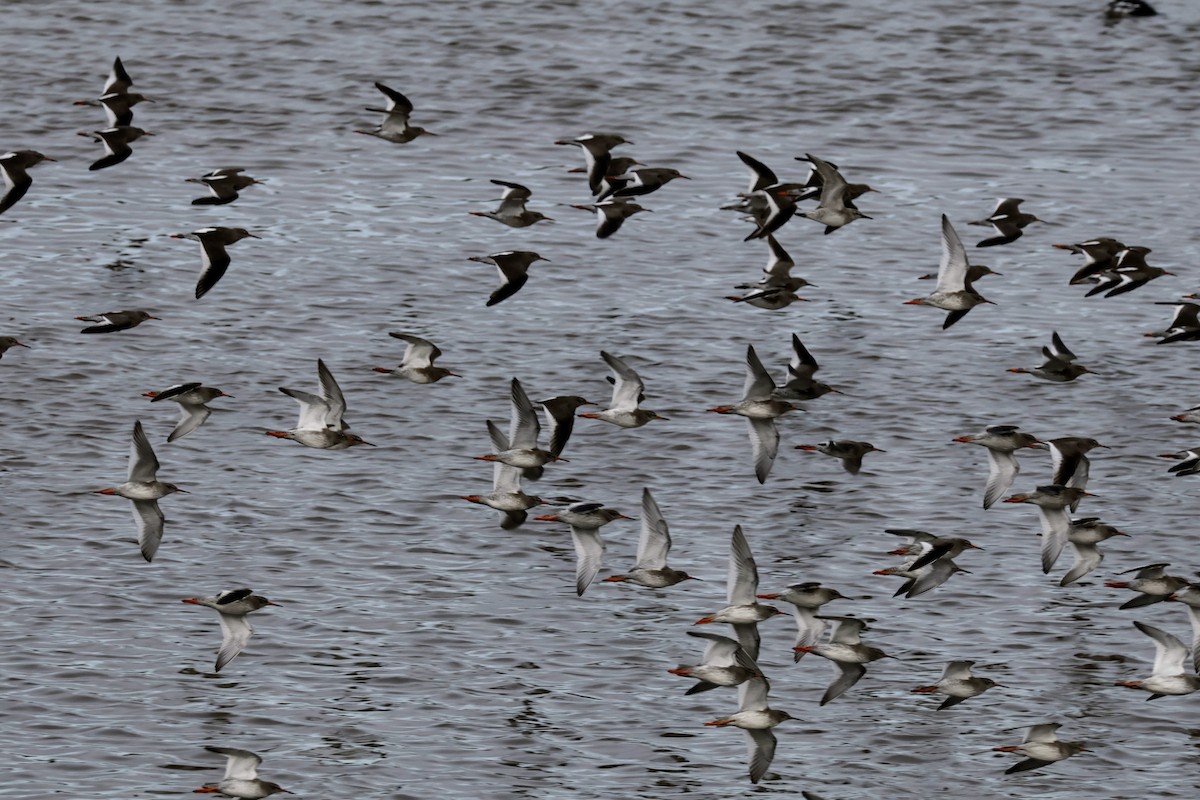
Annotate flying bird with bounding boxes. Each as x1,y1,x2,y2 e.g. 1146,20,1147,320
373,333,458,384
535,501,631,595
1114,621,1200,699
797,153,873,234
266,359,373,449
76,309,159,334
470,179,552,227
143,383,230,442
695,526,782,661
1008,332,1091,382
704,677,792,784
911,660,1002,709
170,227,260,299
969,198,1041,247
1105,563,1189,609
474,378,562,480
669,630,761,694
756,582,848,662
579,350,668,428
708,344,800,483
772,334,839,402
904,215,994,328
604,488,695,587
95,420,187,561
993,723,1088,774
952,425,1042,509
355,81,434,143
187,167,261,205
468,250,548,306
462,419,544,530
1004,485,1090,574
796,440,884,474
182,588,277,673
79,125,153,170
195,746,291,798
794,616,891,705
554,131,631,195
572,197,650,239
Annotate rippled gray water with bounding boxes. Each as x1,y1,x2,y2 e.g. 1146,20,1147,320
4,1,1200,797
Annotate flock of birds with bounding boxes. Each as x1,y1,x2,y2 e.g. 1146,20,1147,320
1,7,1192,791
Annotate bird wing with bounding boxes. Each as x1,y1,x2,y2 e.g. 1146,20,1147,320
600,351,645,411
738,675,770,712
92,128,133,162
168,401,212,443
539,398,578,459
486,419,509,452
1059,540,1102,587
151,382,203,402
389,332,440,368
279,388,330,431
1038,506,1071,574
1119,563,1169,577
976,217,1022,248
748,418,779,485
689,629,740,667
736,150,778,193
1025,723,1061,743
732,622,761,662
763,235,796,280
486,258,529,306
791,608,826,662
1135,620,1188,677
787,333,819,381
983,448,1019,510
821,661,866,705
728,525,759,605
634,487,671,570
128,420,160,482
571,526,605,596
194,236,231,300
1049,441,1083,487
215,612,254,672
132,500,164,562
942,660,975,681
508,378,541,450
215,588,255,606
1006,758,1055,775
104,56,134,94
206,746,261,781
935,214,969,294
1175,604,1200,674
992,198,1024,216
745,728,777,785
907,540,954,571
491,180,532,215
805,153,849,209
491,178,532,199
907,560,960,597
373,81,414,115
1048,332,1078,362
743,344,775,401
828,617,866,645
317,359,347,431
